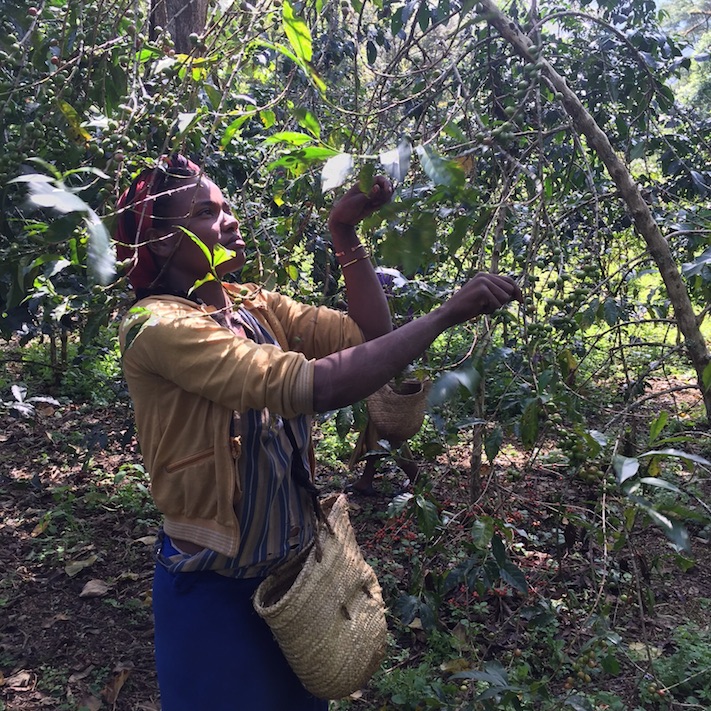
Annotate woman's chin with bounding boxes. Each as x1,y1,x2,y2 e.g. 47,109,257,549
216,256,246,277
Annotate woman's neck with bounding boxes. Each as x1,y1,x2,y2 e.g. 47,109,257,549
192,280,232,312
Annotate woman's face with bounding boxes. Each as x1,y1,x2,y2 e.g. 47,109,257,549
153,177,245,288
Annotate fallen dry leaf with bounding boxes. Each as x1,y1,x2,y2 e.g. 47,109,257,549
78,694,102,710
65,554,98,577
79,579,111,598
42,612,71,629
440,658,472,673
134,535,157,546
101,662,133,705
628,641,663,660
69,666,95,683
31,518,50,537
5,669,34,691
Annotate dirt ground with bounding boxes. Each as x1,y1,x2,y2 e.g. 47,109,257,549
1,380,710,710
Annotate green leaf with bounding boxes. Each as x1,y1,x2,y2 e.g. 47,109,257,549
612,454,639,484
656,83,675,111
122,307,158,351
203,83,223,110
282,0,312,62
190,273,218,292
136,47,161,63
58,100,91,141
379,139,412,182
268,146,339,173
638,477,682,494
86,217,116,286
417,0,431,30
358,163,375,194
393,593,419,625
648,411,669,443
220,113,255,148
557,348,577,380
335,406,354,438
380,210,438,273
471,516,494,549
703,361,711,390
321,153,353,192
581,429,603,459
387,492,413,518
265,131,314,146
181,227,213,264
500,560,528,593
632,497,691,552
600,653,620,675
454,661,510,688
260,109,276,128
484,426,503,463
40,213,84,243
175,111,199,136
428,368,481,406
690,170,709,195
295,108,320,139
520,398,540,449
603,297,620,325
443,121,467,143
415,144,464,187
448,215,469,253
564,696,594,711
491,533,506,568
639,448,711,469
19,177,91,215
415,495,440,539
682,245,711,278
674,553,696,572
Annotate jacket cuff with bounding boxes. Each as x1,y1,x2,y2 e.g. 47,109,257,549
293,359,315,414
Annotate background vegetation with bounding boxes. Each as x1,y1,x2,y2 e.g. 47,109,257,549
2,0,711,708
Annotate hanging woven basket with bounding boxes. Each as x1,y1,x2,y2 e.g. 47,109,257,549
253,493,387,699
366,379,431,444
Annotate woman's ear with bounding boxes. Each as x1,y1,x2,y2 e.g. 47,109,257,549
145,226,176,261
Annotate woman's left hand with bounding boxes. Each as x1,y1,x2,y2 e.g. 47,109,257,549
328,175,393,229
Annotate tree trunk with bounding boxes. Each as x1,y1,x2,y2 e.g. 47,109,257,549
151,0,208,53
481,0,711,420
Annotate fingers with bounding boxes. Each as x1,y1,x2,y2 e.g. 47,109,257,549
494,275,523,304
461,273,522,316
474,274,522,306
366,176,393,205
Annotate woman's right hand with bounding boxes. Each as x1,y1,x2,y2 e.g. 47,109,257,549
440,273,522,326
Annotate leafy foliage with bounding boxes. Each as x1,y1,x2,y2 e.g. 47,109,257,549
2,0,711,707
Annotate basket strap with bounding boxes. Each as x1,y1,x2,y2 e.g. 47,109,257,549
282,419,324,526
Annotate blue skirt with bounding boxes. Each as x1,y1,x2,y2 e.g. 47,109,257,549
153,539,328,711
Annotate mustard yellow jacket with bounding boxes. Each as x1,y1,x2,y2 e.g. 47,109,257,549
118,283,364,556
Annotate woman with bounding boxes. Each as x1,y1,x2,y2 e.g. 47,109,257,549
115,154,521,710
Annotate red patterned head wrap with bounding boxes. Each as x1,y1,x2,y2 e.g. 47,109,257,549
115,154,201,291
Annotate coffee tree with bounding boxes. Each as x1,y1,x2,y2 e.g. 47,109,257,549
1,0,710,469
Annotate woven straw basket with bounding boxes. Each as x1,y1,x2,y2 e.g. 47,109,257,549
253,493,387,699
366,379,431,444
